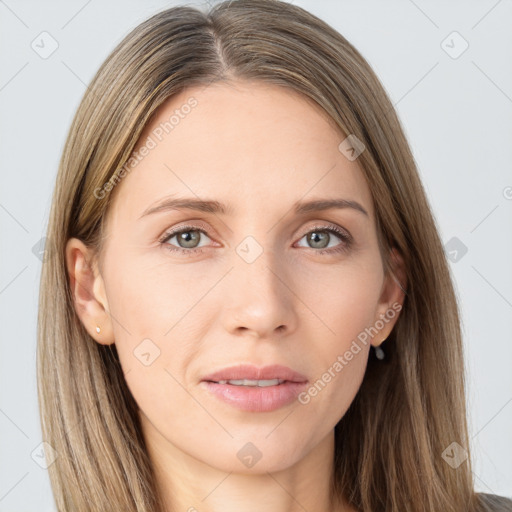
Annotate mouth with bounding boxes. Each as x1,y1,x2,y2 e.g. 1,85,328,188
200,364,308,412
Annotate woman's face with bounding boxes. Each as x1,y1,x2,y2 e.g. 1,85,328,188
68,80,404,474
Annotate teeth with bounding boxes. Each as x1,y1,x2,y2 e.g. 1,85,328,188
216,379,284,387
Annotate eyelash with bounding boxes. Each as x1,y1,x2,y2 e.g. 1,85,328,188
158,223,352,257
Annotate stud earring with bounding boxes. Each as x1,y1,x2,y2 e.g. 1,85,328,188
96,326,101,334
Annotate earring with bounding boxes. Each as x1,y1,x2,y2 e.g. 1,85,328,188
374,336,387,360
374,346,385,360
96,326,101,334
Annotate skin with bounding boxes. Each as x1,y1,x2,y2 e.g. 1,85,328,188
66,80,406,512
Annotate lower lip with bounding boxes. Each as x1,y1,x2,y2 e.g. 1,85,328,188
201,381,308,412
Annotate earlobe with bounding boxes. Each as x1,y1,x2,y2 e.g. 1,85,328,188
372,247,407,347
65,237,115,345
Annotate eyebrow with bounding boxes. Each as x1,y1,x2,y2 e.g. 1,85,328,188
138,196,369,219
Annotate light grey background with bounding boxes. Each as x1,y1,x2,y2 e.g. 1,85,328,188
1,0,511,509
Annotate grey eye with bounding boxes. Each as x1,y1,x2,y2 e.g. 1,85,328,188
163,228,210,250
306,230,330,249
175,230,201,248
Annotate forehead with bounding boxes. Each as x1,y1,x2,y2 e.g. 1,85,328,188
106,80,374,224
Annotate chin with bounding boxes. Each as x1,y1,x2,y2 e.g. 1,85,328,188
197,432,310,474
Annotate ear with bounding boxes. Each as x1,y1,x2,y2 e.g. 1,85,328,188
65,237,115,345
371,246,407,348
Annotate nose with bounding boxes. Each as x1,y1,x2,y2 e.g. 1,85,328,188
220,246,299,340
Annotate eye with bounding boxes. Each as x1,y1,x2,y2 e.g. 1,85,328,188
159,225,212,256
295,225,352,254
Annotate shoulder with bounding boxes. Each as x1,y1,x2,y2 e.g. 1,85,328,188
476,492,512,512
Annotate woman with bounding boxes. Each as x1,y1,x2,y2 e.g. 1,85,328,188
37,0,512,510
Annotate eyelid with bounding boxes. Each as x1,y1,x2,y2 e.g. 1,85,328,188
158,223,213,245
302,222,351,240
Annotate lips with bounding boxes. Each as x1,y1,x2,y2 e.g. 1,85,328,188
200,364,309,412
201,364,308,384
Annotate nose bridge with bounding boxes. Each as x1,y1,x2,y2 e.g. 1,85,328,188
221,233,297,337
234,233,285,303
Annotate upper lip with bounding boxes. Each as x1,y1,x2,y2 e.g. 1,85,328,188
201,364,308,383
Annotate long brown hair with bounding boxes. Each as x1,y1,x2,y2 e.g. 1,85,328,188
37,1,509,510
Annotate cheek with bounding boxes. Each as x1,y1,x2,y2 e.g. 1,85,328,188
294,261,383,415
297,256,384,347
101,250,218,407
103,248,210,344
